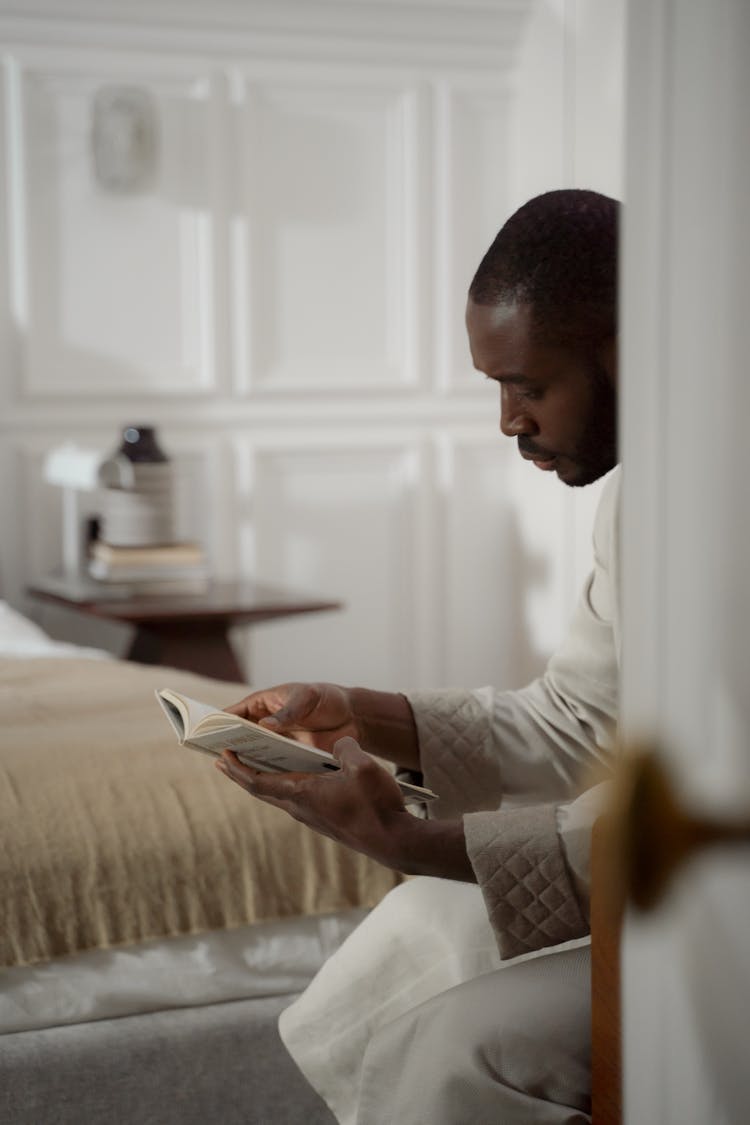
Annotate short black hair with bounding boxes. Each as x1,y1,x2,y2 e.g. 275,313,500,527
469,189,620,346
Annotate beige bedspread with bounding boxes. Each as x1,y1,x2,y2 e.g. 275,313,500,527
0,657,404,967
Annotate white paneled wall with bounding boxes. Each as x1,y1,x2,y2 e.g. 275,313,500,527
235,69,426,393
8,53,226,396
0,0,624,692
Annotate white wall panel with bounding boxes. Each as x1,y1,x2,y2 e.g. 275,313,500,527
5,53,225,399
437,425,583,690
435,81,512,391
152,434,229,573
570,0,625,195
233,435,426,690
0,60,11,416
233,72,425,393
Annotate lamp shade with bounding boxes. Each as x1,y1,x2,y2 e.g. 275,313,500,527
43,443,105,491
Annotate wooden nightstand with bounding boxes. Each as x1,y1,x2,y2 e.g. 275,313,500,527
27,577,342,683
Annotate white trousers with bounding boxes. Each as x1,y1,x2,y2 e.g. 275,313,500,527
279,878,591,1125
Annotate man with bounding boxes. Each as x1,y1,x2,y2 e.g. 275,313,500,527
216,189,621,1124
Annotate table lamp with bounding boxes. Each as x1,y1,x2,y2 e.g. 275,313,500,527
43,442,108,580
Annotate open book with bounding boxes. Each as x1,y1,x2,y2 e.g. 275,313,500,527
156,688,437,804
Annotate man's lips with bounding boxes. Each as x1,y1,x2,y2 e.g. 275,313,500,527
519,448,557,465
518,446,559,472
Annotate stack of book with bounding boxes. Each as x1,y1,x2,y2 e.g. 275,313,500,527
88,541,210,596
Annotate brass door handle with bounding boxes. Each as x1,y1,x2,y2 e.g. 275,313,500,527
607,747,750,912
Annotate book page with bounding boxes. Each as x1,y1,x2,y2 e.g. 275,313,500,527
158,690,232,737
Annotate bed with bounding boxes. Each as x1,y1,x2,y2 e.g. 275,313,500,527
0,602,405,1123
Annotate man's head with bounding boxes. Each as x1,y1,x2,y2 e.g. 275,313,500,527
467,189,619,487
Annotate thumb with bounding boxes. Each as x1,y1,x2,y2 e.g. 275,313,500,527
332,736,370,768
258,703,305,731
258,686,319,731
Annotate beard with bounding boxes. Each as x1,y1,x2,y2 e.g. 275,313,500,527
560,360,618,487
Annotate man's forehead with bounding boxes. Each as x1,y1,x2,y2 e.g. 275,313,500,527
465,298,532,337
466,299,536,368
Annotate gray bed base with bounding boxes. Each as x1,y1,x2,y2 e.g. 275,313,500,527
0,993,335,1124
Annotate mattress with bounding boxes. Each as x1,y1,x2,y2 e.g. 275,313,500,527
0,600,378,1041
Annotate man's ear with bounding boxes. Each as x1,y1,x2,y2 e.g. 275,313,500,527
597,336,618,388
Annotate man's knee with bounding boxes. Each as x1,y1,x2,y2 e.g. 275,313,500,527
358,946,592,1124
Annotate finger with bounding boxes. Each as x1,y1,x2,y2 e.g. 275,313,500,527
332,735,370,767
331,738,405,808
221,695,303,737
224,693,278,720
225,690,309,728
215,759,300,816
214,750,260,783
216,750,310,799
256,687,320,732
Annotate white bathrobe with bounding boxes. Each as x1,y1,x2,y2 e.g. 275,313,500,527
280,466,621,1124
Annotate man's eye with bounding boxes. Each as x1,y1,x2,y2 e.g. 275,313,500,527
519,387,543,402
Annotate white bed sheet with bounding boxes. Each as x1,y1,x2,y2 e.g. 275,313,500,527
0,598,112,661
0,909,367,1035
0,601,367,1036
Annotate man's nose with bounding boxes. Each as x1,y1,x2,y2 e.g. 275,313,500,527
500,394,536,438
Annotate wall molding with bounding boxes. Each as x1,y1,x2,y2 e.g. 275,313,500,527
0,1,532,70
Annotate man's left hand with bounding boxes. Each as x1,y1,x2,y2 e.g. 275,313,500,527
215,737,413,870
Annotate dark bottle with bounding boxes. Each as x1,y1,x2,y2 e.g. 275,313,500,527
117,425,169,464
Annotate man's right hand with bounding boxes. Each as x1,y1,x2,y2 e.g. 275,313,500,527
225,682,359,752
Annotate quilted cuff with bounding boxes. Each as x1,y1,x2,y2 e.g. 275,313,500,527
465,803,589,960
406,689,500,819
